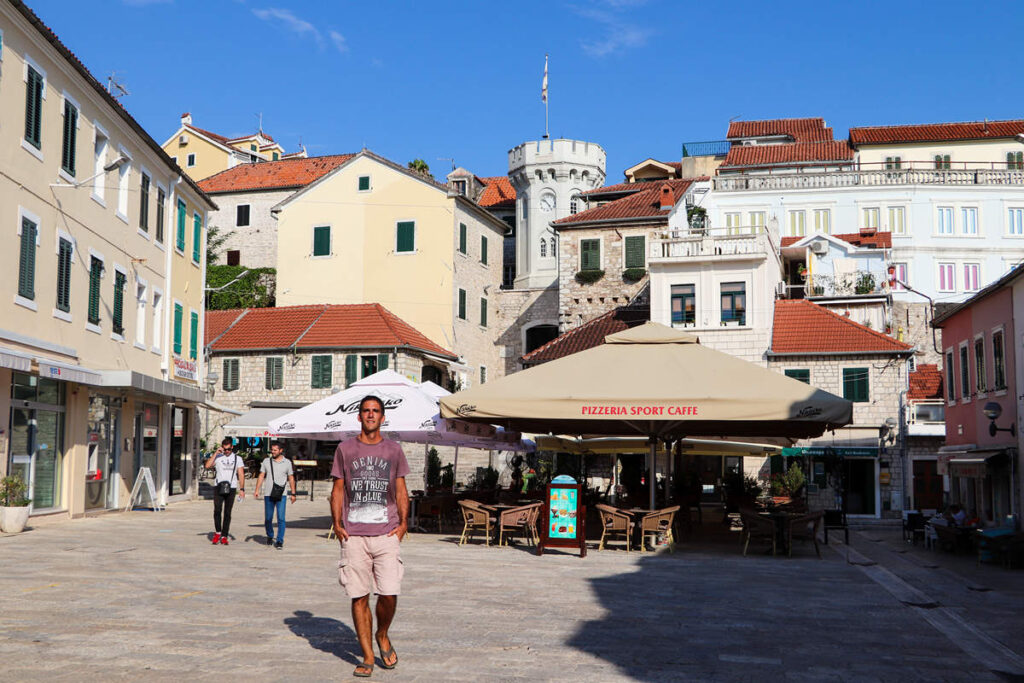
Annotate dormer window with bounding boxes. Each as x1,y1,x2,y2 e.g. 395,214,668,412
453,179,467,196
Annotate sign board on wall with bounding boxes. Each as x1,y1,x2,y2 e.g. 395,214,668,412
173,358,197,381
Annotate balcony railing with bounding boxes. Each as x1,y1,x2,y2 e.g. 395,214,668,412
802,270,889,297
714,163,1024,192
907,399,945,426
652,226,775,260
681,140,732,158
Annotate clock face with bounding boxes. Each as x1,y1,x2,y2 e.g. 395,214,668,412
539,195,555,213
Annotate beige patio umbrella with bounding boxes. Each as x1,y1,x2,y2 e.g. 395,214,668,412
440,321,852,508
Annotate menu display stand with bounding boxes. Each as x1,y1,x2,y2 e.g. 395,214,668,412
537,482,586,558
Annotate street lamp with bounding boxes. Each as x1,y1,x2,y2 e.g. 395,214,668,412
879,417,898,445
982,401,1016,437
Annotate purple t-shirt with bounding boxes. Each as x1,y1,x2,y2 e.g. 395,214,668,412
331,438,410,536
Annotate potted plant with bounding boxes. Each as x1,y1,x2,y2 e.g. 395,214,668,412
0,475,32,533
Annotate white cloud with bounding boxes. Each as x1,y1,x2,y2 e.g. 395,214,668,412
572,4,652,58
252,8,324,48
329,30,348,53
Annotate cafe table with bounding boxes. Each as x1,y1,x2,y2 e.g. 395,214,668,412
627,508,657,550
759,510,797,555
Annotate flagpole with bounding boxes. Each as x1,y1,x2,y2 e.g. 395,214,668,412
542,54,549,139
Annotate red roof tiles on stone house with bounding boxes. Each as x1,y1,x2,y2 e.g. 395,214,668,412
554,178,704,226
477,176,516,208
210,305,328,351
582,181,650,197
521,306,649,365
772,300,912,354
726,118,835,142
907,364,944,401
780,232,892,249
720,141,854,169
204,309,246,345
197,154,356,194
296,304,456,358
849,120,1024,145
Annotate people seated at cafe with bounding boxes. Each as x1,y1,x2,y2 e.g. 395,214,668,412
946,504,967,527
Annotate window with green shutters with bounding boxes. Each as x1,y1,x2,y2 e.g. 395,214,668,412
480,235,488,264
18,218,37,300
624,235,645,269
480,297,488,327
61,101,77,176
345,354,358,387
112,270,126,335
457,288,467,320
24,66,43,149
139,174,150,232
189,311,199,359
459,223,467,254
265,357,284,390
87,257,103,324
358,175,371,191
376,353,389,371
842,367,869,403
396,221,415,252
156,188,165,244
311,355,333,388
313,226,331,256
784,368,810,384
176,200,186,251
580,238,601,271
192,213,202,263
173,303,183,355
55,237,72,312
222,358,239,392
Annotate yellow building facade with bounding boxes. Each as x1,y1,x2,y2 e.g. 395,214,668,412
0,1,216,520
274,152,508,388
161,112,298,182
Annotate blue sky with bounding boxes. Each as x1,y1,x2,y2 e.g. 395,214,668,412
32,0,1024,181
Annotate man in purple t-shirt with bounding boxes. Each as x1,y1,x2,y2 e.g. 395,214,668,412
331,394,409,678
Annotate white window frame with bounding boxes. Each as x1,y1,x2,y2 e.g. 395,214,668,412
91,121,109,206
961,206,979,236
85,247,105,335
58,90,82,184
748,211,766,230
137,165,152,239
357,175,372,192
154,181,168,250
937,262,955,293
20,54,46,162
191,211,202,266
962,262,981,292
116,145,132,223
813,208,831,234
862,207,880,231
958,341,971,402
394,219,416,254
311,224,333,258
716,275,751,328
172,297,184,357
186,153,196,167
891,262,907,291
724,212,742,235
936,206,954,235
886,206,907,236
578,235,603,271
52,228,76,322
787,210,806,237
134,276,148,350
1008,207,1024,237
15,206,42,312
236,203,250,227
111,263,128,342
151,287,163,354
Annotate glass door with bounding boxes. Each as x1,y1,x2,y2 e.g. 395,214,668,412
9,408,33,508
7,407,64,512
86,395,119,510
170,407,187,495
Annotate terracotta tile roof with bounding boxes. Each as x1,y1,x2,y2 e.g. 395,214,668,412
296,304,456,358
197,154,355,194
772,300,912,354
907,364,943,401
206,304,456,358
727,118,834,142
522,306,649,365
780,232,892,249
582,181,650,197
478,176,516,208
850,120,1024,145
721,141,853,169
554,178,704,226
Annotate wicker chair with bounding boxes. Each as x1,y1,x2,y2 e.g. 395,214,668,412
498,504,535,546
786,511,824,558
524,502,542,546
639,505,680,553
740,511,777,556
457,500,495,546
595,503,634,552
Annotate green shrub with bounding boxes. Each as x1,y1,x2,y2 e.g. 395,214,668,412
575,269,605,284
0,475,31,507
426,448,441,488
621,267,647,282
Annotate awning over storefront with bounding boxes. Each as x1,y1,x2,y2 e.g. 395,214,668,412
223,406,300,437
0,348,33,372
99,370,205,403
940,449,1010,478
781,446,879,458
37,357,103,385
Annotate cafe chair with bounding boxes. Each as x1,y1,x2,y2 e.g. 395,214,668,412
740,511,776,556
596,504,634,552
498,504,535,547
822,509,849,545
457,500,495,546
524,503,542,546
639,506,680,553
786,511,824,558
902,512,926,545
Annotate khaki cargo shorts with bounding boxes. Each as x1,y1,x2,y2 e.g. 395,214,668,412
337,534,404,598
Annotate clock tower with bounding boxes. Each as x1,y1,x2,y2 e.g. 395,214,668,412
508,138,606,290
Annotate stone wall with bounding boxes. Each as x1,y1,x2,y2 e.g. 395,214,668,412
892,300,943,367
206,189,292,269
494,286,558,376
696,328,772,366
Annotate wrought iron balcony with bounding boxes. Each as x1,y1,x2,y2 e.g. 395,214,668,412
714,161,1024,192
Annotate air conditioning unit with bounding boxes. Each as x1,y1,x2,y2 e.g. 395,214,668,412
809,240,828,256
775,281,788,298
178,134,189,145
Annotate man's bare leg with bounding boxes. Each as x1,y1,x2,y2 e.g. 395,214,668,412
375,595,398,667
351,595,375,674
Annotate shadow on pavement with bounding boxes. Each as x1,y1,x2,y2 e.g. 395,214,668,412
284,610,361,665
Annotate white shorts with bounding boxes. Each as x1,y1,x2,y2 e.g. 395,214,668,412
337,534,404,598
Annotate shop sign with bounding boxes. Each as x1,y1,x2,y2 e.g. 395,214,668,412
143,426,158,438
782,447,879,458
173,358,197,381
950,461,986,478
937,453,952,475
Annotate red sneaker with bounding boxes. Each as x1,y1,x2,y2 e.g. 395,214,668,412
211,533,221,545
220,536,229,545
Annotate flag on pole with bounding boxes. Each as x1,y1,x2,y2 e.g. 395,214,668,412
541,54,548,103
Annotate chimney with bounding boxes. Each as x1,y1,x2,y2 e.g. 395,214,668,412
181,112,192,126
659,183,674,210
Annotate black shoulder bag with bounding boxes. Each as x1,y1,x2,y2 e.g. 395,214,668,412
268,458,286,502
216,455,238,496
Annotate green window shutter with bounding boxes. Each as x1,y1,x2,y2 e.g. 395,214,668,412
480,235,488,264
223,359,239,392
843,368,868,402
189,311,199,359
358,175,370,191
156,189,165,243
24,67,42,148
581,239,600,271
376,353,389,370
173,303,183,354
192,214,202,263
624,236,645,269
18,218,36,300
176,200,186,251
311,355,332,388
396,221,415,252
321,355,333,388
88,257,102,324
784,368,810,384
345,354,357,387
458,289,466,319
112,271,126,335
310,355,321,388
139,175,150,231
313,226,331,256
265,358,274,390
56,238,72,312
480,298,487,327
265,358,283,390
61,102,77,176
459,223,467,254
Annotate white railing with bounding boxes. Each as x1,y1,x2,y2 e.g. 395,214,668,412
714,168,1024,192
803,271,889,297
652,227,774,260
907,399,945,425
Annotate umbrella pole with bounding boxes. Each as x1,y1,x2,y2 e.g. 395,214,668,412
452,445,459,493
424,444,429,493
649,439,656,511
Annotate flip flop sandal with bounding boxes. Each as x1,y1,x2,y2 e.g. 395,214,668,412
378,644,398,670
353,663,374,678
